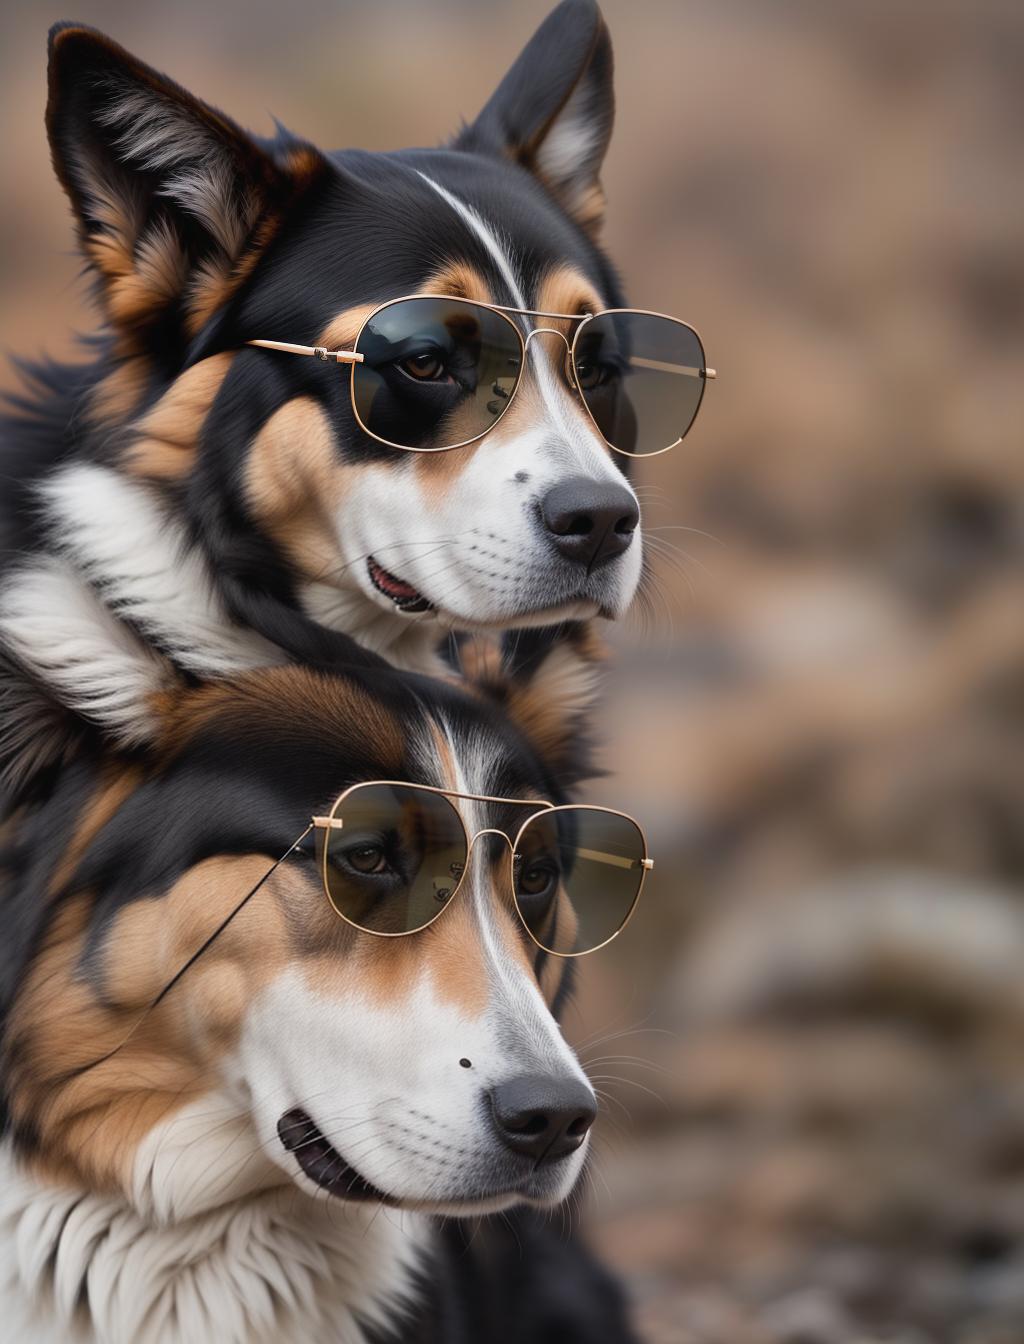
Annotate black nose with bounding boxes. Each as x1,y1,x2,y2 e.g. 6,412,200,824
540,477,639,571
490,1073,597,1162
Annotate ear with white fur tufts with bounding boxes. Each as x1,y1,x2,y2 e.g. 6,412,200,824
462,623,607,787
46,23,325,342
453,0,615,235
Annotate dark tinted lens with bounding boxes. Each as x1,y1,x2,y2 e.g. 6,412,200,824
513,808,646,955
572,311,706,455
352,298,523,450
321,784,467,933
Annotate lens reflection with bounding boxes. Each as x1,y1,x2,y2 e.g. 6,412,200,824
321,784,468,933
573,311,706,455
513,807,646,956
352,297,523,450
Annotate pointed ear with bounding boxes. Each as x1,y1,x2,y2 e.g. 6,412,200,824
453,0,614,235
46,23,325,339
462,623,607,786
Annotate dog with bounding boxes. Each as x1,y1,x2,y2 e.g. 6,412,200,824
0,0,657,755
0,630,639,1343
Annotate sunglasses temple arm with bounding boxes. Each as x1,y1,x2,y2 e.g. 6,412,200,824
247,339,363,365
63,825,315,1082
147,824,314,1013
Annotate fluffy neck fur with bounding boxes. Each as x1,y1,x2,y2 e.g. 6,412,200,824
0,463,449,758
0,1142,428,1344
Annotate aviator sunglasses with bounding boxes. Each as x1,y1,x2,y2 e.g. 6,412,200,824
74,782,652,1078
306,782,653,958
247,295,716,457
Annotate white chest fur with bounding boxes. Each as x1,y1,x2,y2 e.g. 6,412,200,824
0,1144,428,1344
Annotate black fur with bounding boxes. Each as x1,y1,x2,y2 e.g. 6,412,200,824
0,7,639,1337
372,1210,635,1344
2,2,628,679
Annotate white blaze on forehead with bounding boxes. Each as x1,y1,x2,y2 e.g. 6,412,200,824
423,714,590,1084
415,170,528,308
414,171,623,477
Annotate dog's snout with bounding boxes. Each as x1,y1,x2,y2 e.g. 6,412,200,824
540,476,639,571
489,1073,597,1162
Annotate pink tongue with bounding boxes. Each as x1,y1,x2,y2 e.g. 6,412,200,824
371,561,420,600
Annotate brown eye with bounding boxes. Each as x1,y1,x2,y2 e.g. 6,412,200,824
574,358,608,391
518,859,558,897
344,844,387,874
401,351,446,381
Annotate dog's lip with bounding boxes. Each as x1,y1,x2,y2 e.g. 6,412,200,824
278,1108,398,1205
277,1107,551,1210
365,556,614,625
367,557,435,614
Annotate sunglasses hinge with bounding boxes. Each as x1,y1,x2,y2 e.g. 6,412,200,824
311,815,345,829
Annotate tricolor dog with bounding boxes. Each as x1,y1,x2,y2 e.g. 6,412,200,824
0,0,711,737
0,637,643,1342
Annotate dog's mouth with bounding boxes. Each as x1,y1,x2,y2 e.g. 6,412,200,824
278,1108,397,1205
367,557,435,614
365,555,615,626
278,1106,575,1212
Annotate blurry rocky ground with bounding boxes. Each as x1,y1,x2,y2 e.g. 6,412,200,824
2,1,1022,1340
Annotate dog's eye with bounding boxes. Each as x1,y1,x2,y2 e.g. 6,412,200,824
573,357,615,392
400,351,447,381
342,843,388,874
517,859,559,899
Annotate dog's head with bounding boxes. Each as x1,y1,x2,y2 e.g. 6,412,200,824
44,2,644,665
0,638,614,1220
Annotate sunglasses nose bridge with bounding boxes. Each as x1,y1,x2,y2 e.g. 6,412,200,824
522,327,571,358
521,327,578,397
465,827,515,858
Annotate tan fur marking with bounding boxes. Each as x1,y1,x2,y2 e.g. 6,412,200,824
537,947,564,1005
282,145,324,181
152,667,406,773
133,220,190,308
421,262,493,304
87,357,152,425
77,157,143,286
90,217,192,327
569,183,607,235
505,640,604,765
453,634,505,688
123,352,233,479
463,621,607,774
7,856,295,1194
316,265,494,358
535,265,605,327
316,304,380,355
49,766,143,896
185,209,286,337
243,397,347,579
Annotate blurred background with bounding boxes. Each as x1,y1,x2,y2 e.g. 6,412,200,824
2,1,1023,1339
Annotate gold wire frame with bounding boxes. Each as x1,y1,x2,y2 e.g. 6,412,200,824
310,780,652,958
246,294,715,458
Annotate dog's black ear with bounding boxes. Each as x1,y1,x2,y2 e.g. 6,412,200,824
454,0,614,235
46,23,325,340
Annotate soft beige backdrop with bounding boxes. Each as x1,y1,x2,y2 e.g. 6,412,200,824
3,2,1023,1340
